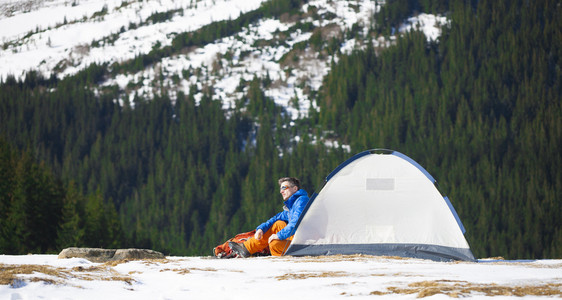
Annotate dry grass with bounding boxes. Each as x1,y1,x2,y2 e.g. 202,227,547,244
275,270,423,282
159,266,218,275
71,265,134,284
0,263,134,287
1,264,68,286
104,258,171,267
479,259,562,269
372,280,562,298
483,256,506,260
276,271,351,281
288,254,387,263
159,268,191,275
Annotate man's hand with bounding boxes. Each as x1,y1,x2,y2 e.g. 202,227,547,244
268,234,279,243
254,229,264,240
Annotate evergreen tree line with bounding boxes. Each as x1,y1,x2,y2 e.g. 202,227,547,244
0,0,560,259
0,69,344,255
0,137,122,253
375,0,453,36
317,0,561,258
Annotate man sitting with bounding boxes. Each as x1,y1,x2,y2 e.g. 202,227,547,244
230,177,309,257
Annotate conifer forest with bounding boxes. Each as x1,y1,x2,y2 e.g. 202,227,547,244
1,0,560,259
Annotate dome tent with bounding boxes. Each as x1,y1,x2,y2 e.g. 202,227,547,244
285,149,475,262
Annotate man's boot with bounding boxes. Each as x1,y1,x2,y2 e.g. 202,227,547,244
229,241,251,258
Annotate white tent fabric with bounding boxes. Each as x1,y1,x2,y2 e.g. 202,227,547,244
285,149,475,261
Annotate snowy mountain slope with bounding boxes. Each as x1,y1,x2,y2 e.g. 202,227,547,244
1,254,561,299
1,0,447,120
1,0,265,80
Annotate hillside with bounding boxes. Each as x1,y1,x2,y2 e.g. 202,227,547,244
1,0,447,118
0,0,560,260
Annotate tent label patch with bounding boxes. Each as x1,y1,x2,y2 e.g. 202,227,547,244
366,178,395,190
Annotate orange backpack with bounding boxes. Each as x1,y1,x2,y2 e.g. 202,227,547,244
213,230,271,258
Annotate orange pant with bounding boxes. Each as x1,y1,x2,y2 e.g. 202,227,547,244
243,220,293,256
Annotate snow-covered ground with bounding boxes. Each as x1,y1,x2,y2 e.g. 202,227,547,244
1,254,561,299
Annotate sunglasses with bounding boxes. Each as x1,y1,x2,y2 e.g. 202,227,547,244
280,185,293,191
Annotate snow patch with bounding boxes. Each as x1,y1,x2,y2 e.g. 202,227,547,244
398,13,448,41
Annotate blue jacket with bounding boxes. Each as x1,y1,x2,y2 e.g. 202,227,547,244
256,189,309,240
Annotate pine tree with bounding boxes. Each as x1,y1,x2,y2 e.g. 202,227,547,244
56,181,85,249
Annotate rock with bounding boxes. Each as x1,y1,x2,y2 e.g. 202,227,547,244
58,248,116,262
113,248,165,260
58,247,165,263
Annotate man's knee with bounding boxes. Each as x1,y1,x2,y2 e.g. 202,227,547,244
271,220,287,232
269,239,291,256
